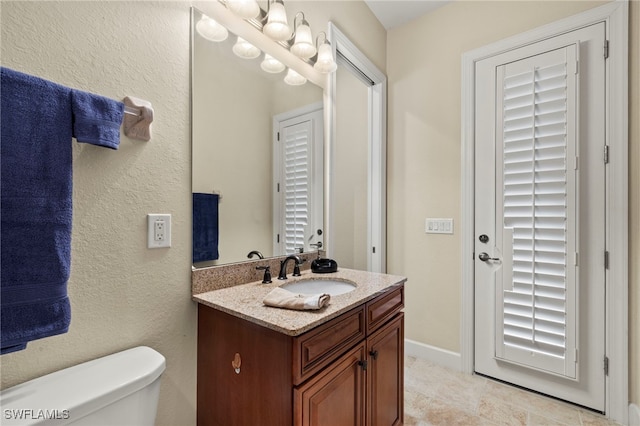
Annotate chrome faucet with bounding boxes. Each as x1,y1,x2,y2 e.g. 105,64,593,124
278,255,302,280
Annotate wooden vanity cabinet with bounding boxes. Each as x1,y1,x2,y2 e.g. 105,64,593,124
197,286,404,426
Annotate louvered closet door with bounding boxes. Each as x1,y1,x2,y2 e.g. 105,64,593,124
282,121,312,254
496,47,578,378
474,23,606,411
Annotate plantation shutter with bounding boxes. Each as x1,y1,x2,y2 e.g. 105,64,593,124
495,45,579,378
282,120,312,254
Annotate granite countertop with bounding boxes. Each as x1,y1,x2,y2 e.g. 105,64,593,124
193,268,407,336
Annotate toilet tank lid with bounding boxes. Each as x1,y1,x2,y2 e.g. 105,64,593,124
0,346,165,420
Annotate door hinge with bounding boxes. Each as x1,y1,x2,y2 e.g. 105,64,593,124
604,40,610,59
277,182,280,192
604,356,609,376
372,246,376,254
604,145,610,164
277,234,280,243
277,132,280,141
604,251,609,269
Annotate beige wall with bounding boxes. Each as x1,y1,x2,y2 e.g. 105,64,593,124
0,1,385,425
387,0,639,407
1,2,196,424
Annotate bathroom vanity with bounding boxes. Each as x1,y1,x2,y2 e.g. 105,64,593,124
193,268,406,426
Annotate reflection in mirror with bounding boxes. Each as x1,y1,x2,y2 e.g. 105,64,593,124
326,23,387,273
333,63,369,270
191,7,324,267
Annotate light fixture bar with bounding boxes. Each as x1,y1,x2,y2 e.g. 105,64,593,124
199,0,327,89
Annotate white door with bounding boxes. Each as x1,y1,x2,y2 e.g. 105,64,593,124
273,108,324,255
474,23,606,411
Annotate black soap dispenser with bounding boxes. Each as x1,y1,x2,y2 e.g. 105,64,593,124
310,242,338,274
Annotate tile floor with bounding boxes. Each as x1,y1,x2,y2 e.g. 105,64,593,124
404,356,620,426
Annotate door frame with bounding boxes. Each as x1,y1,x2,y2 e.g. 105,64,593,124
326,22,387,273
460,1,628,423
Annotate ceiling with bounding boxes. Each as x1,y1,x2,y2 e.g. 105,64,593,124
364,0,450,30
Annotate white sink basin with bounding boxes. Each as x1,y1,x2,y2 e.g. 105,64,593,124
280,279,356,296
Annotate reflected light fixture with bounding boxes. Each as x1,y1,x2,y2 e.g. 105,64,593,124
232,37,261,59
290,12,316,59
226,0,260,19
284,68,307,86
263,0,291,41
196,15,229,42
261,54,286,73
313,32,337,74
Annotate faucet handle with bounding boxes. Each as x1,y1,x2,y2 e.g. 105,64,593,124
256,265,272,284
293,258,306,277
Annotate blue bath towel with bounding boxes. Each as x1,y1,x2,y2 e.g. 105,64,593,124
192,193,219,263
1,67,124,354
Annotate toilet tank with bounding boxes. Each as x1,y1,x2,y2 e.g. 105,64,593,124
0,346,165,426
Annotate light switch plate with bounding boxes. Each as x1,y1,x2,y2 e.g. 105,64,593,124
425,218,454,234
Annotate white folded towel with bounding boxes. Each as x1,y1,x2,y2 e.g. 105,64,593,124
263,287,330,311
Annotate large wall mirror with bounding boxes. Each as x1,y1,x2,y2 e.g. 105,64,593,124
191,4,387,272
191,6,324,267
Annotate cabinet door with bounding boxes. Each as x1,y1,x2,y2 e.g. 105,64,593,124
367,313,404,426
294,342,366,426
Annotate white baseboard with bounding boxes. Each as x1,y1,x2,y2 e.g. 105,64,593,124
405,339,462,372
629,403,640,426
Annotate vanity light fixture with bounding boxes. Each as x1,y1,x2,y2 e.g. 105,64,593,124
196,15,229,42
225,0,260,19
290,12,316,60
263,0,291,42
284,68,307,86
260,54,286,73
197,1,336,88
313,32,337,74
232,36,261,59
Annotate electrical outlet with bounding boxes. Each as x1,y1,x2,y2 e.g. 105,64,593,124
148,214,171,248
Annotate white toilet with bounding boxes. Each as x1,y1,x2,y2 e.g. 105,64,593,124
0,346,165,425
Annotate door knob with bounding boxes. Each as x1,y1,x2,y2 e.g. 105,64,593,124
478,252,500,262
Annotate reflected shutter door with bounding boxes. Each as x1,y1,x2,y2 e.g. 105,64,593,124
495,44,579,378
282,120,312,254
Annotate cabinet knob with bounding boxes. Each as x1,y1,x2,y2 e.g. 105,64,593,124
369,350,378,360
232,353,242,374
357,360,368,371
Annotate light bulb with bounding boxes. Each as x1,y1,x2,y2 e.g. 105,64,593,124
263,0,291,41
284,68,307,86
261,54,286,73
314,41,337,73
196,15,229,42
290,19,316,59
226,0,260,19
232,37,261,59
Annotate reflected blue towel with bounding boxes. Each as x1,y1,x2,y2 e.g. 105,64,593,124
1,67,124,354
192,193,219,263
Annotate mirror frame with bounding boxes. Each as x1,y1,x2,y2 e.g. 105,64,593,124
326,23,387,273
